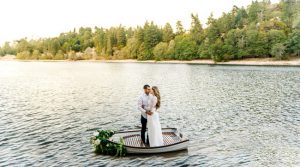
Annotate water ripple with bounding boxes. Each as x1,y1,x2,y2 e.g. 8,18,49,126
0,62,299,166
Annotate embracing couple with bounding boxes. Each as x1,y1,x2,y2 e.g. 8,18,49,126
138,85,164,147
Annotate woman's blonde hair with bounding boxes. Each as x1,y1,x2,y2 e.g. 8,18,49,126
152,86,160,108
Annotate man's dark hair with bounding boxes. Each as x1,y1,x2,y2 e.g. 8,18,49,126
143,84,150,89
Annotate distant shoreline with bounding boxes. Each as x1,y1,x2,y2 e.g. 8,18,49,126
1,55,300,67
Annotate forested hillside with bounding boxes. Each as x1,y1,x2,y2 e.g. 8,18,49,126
1,0,300,61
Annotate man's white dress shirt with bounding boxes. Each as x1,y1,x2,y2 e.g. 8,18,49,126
138,93,153,119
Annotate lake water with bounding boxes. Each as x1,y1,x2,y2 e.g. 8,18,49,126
0,61,299,166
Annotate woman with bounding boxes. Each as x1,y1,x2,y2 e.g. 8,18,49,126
147,86,164,147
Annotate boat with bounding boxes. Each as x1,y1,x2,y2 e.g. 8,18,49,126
108,128,189,154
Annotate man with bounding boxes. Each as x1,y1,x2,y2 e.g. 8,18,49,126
138,84,153,145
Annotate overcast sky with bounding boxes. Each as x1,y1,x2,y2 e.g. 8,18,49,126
0,0,280,45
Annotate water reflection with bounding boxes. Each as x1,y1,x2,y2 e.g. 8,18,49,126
0,61,299,166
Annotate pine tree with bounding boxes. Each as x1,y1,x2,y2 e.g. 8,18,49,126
190,13,203,44
176,21,185,35
162,23,174,42
117,26,127,48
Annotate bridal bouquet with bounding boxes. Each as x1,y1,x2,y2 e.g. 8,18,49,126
90,129,126,157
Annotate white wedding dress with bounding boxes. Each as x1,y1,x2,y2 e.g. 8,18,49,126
147,96,164,147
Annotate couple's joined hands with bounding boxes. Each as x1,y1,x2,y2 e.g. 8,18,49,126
146,110,153,115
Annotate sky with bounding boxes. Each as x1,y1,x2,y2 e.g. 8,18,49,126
0,0,280,45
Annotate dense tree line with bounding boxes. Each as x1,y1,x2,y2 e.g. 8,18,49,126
1,0,300,61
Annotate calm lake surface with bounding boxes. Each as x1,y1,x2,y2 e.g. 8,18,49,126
0,61,299,166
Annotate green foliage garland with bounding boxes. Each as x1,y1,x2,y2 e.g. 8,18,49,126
90,130,126,157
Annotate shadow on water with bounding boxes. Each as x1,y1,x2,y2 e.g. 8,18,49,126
126,149,189,158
